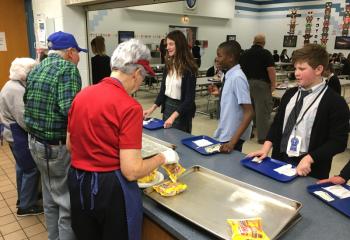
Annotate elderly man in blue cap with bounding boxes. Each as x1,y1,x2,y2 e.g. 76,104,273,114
24,31,87,240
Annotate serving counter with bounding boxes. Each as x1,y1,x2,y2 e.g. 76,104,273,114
141,128,349,240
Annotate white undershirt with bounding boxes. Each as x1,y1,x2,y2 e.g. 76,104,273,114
165,71,182,100
283,81,327,154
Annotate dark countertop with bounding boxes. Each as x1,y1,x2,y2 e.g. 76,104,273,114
142,128,350,240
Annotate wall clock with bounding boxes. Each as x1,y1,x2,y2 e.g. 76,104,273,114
186,0,197,9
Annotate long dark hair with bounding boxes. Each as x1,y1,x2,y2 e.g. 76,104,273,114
91,36,106,56
165,30,198,76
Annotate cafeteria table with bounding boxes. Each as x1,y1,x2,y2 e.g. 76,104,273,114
141,128,349,240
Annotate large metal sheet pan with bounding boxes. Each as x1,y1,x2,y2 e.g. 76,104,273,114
141,134,176,159
144,165,302,240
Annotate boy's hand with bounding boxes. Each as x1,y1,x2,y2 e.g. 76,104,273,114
246,141,272,161
296,154,314,176
220,142,235,153
246,150,268,161
317,176,346,185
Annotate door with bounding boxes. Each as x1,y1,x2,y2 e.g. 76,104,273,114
0,0,30,89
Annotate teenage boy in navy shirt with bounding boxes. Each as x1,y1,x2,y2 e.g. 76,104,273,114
248,44,349,179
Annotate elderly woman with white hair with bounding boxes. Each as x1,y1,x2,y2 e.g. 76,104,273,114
0,58,43,216
66,39,179,240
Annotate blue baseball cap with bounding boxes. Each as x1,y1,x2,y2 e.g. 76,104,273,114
47,31,87,53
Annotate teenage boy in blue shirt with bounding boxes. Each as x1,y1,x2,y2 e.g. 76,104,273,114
213,40,254,152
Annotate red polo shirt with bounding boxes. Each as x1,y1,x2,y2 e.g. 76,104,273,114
68,77,142,172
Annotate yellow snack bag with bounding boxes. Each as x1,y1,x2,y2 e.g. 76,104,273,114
162,163,186,182
227,218,270,240
138,168,158,183
153,180,187,197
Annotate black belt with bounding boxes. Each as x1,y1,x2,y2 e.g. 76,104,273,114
34,136,65,145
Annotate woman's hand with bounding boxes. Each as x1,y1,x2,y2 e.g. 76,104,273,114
163,111,179,129
143,104,157,119
143,109,153,118
163,117,175,128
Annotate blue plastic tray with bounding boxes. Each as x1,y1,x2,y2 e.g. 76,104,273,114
240,157,298,182
307,183,350,218
143,118,164,130
181,135,221,155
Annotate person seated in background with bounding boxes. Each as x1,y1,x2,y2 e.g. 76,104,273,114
206,58,219,77
192,40,201,68
273,50,280,62
338,52,345,63
91,36,111,84
329,53,338,64
341,53,350,75
0,58,43,216
159,38,167,64
213,40,254,152
207,58,224,97
280,49,290,62
324,63,341,95
248,44,349,179
317,160,350,185
287,71,296,81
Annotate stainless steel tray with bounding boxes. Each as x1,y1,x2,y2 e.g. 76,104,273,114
144,165,302,240
141,134,176,159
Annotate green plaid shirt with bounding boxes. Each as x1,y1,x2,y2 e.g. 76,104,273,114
24,54,82,140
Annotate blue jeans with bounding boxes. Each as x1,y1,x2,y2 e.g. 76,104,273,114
28,137,76,240
9,143,40,209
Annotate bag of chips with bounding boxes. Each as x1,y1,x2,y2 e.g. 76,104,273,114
138,169,158,183
153,180,187,197
162,163,186,182
227,218,270,240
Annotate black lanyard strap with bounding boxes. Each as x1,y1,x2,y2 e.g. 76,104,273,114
294,84,327,128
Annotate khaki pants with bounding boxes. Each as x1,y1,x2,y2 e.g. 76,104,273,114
249,80,273,141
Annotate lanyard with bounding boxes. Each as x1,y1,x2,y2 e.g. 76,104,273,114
293,84,327,131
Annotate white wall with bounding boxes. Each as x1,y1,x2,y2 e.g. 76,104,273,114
31,0,350,87
236,0,350,57
32,0,89,87
88,0,256,69
128,0,234,19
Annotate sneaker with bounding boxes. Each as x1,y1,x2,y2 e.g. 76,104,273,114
17,206,44,217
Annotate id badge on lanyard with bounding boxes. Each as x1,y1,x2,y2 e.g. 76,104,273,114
286,130,302,157
286,85,326,157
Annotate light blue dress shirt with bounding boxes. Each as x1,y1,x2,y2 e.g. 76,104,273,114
213,64,252,142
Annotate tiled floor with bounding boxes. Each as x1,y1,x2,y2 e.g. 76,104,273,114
0,89,349,240
0,144,47,240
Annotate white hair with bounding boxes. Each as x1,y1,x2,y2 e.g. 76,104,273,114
48,49,66,58
110,39,151,77
9,58,38,81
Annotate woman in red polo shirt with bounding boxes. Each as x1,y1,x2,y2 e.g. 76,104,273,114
67,39,179,240
143,30,198,133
